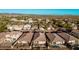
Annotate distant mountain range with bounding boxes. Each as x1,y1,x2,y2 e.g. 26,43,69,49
0,13,79,19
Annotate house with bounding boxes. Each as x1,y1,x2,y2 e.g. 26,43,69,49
68,35,78,45
46,19,50,23
19,20,25,22
52,33,65,45
0,32,6,44
46,33,67,49
57,32,78,45
77,24,79,30
7,25,24,31
11,18,18,21
31,25,38,31
32,33,46,49
64,19,68,22
0,31,22,48
14,32,33,49
0,32,12,48
5,31,22,42
27,18,33,23
71,23,77,30
38,18,42,21
47,25,55,32
7,25,13,31
39,27,45,32
11,18,25,22
23,24,32,31
13,25,24,31
71,30,79,38
46,33,65,47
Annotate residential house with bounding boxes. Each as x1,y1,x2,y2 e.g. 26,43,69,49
77,24,79,30
47,25,55,32
14,32,33,49
0,31,22,48
7,25,24,31
39,27,45,32
31,25,38,31
71,23,77,30
11,18,25,22
46,33,65,48
28,18,33,23
11,18,18,21
32,33,46,49
57,32,78,45
71,30,79,38
23,24,32,31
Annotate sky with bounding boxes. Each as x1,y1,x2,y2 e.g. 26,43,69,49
0,9,79,15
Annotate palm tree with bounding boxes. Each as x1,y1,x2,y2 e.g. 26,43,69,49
34,18,42,30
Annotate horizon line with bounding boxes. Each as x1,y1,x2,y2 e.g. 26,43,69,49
0,13,79,16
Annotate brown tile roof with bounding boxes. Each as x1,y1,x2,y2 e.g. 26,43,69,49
0,32,7,43
69,35,78,41
33,33,46,42
46,33,55,42
57,32,77,42
0,32,5,40
57,32,70,42
46,33,64,43
18,32,33,43
33,32,40,40
53,33,65,43
72,30,79,34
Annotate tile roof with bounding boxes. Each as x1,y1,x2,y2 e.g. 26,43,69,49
18,32,33,43
57,32,70,42
33,32,40,40
34,33,46,42
46,33,55,42
53,33,65,43
46,33,65,43
0,31,22,44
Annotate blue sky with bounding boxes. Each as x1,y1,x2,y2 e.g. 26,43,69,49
0,9,79,15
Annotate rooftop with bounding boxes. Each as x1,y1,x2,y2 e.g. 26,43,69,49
17,32,33,43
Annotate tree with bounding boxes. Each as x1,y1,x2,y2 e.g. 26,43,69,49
63,23,72,32
0,17,10,32
0,22,7,32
